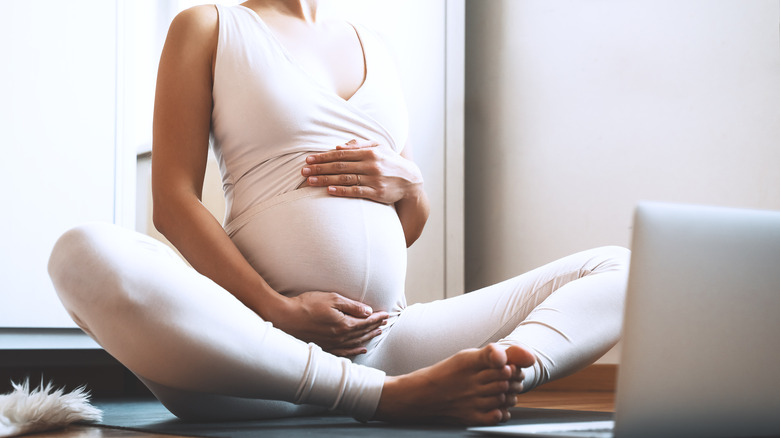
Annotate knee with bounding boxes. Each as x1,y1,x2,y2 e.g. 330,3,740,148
49,223,104,289
48,222,128,310
591,245,631,273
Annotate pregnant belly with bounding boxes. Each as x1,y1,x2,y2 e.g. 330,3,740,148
226,187,407,314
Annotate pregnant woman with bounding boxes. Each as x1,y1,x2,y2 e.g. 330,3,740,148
48,0,629,426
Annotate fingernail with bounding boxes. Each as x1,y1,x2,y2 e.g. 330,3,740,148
309,177,318,184
328,187,336,194
306,156,315,163
364,306,373,314
302,167,311,175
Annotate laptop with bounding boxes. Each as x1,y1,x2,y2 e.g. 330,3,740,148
470,202,780,437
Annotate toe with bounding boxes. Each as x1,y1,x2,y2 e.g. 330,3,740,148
478,379,510,396
482,344,509,369
472,408,505,426
506,344,536,368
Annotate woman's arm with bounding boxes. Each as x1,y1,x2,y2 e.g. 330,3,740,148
393,145,430,247
303,140,430,247
152,5,278,316
152,6,385,357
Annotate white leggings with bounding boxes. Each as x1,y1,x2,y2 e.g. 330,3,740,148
48,221,629,421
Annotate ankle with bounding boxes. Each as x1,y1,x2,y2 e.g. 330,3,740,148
373,375,416,422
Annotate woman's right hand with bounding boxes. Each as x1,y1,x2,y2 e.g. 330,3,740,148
273,291,389,358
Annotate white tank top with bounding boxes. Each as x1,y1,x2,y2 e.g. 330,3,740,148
211,5,409,229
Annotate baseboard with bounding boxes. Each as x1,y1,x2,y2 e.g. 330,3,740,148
538,364,617,392
0,350,151,397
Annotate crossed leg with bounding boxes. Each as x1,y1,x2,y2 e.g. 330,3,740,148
357,246,630,392
47,223,540,424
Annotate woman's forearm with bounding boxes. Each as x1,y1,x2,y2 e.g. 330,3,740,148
395,186,430,247
148,6,289,319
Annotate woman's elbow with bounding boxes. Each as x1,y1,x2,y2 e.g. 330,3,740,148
405,230,422,248
151,191,181,238
152,202,172,237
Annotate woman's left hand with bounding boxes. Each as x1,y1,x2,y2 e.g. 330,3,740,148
301,139,424,204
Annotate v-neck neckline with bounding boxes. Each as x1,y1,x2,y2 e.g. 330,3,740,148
237,4,369,103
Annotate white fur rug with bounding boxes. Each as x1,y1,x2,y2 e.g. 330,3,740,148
0,380,102,437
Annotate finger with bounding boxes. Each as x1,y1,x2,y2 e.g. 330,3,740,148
370,311,390,323
329,346,368,358
331,296,373,318
352,318,387,337
339,327,383,349
335,139,360,150
335,139,378,150
341,311,389,334
302,161,357,177
305,149,360,165
304,173,363,187
305,147,375,165
302,161,373,179
327,185,380,202
360,310,389,325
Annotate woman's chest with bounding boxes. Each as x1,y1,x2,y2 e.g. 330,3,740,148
257,16,366,102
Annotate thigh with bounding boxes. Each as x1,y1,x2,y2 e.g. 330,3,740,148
356,246,628,376
50,222,386,418
50,223,314,399
355,277,540,376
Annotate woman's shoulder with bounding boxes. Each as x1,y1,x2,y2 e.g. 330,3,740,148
175,4,218,23
161,5,219,68
168,5,219,43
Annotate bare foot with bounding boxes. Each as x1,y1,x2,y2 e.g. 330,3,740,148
372,343,536,426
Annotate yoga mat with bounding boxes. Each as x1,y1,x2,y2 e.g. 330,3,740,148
94,398,614,437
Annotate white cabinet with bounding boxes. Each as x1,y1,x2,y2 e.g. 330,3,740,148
0,1,129,330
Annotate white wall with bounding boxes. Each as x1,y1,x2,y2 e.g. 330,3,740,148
465,0,780,363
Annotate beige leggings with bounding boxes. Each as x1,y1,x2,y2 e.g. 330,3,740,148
48,219,629,421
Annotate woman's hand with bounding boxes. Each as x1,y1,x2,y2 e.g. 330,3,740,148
302,139,430,247
272,291,389,358
301,139,424,205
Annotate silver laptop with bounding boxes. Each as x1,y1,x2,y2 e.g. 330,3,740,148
470,202,780,438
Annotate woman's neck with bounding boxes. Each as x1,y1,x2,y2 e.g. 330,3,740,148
242,0,319,23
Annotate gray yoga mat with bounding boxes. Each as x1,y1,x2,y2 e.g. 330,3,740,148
93,398,614,437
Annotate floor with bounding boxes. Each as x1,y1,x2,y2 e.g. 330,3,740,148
26,391,616,438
